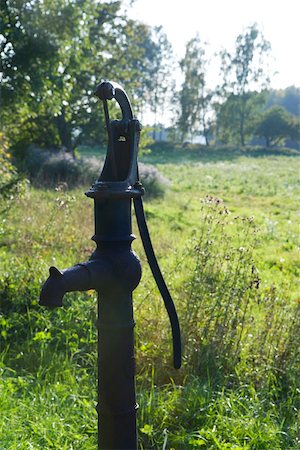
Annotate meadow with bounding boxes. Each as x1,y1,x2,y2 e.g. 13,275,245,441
0,145,299,449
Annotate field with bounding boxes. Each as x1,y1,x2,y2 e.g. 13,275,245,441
0,145,299,449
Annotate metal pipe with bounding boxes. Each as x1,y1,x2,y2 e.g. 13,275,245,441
94,198,141,449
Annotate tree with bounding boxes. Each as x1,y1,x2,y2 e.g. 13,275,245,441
217,24,271,146
267,86,300,116
106,20,168,119
0,0,164,153
1,0,60,148
177,35,212,145
215,91,267,144
255,106,299,147
1,0,123,152
146,26,175,140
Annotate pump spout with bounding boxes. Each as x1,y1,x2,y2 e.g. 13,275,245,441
39,243,142,308
39,258,112,307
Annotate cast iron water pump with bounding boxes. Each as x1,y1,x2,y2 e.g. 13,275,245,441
39,81,181,449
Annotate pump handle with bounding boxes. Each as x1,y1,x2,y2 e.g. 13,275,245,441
133,198,181,369
95,81,133,120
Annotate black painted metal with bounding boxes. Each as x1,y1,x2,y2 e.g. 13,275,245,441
39,80,181,449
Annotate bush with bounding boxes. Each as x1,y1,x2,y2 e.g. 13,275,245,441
18,146,100,188
17,146,169,197
139,162,169,198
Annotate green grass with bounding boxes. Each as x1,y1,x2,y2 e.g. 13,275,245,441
142,146,300,300
0,145,299,449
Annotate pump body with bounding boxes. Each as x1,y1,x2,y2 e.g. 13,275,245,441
39,81,181,450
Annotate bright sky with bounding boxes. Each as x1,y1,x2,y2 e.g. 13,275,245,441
128,0,299,90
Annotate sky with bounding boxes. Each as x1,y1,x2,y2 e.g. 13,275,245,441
127,0,299,90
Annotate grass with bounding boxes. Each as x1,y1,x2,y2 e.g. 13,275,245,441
141,145,299,300
0,145,299,449
137,376,299,449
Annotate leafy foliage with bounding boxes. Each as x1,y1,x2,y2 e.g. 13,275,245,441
177,35,212,144
255,105,300,147
1,5,298,151
217,24,271,146
0,133,26,211
0,0,172,153
215,91,267,145
1,0,115,150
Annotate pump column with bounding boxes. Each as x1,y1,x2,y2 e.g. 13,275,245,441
91,195,141,450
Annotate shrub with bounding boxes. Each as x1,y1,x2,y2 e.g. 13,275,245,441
18,146,169,197
138,162,169,198
18,146,100,188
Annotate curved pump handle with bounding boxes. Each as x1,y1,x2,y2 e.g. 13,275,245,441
95,81,181,369
94,81,133,121
134,199,182,369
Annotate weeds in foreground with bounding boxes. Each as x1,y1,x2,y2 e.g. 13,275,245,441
136,197,299,389
180,197,299,386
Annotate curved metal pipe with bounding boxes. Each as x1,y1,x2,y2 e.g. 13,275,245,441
134,198,182,369
94,80,133,120
39,259,112,307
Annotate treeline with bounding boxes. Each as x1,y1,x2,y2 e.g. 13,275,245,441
1,0,299,154
175,30,299,148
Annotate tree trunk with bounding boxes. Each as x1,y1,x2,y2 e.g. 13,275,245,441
159,125,163,141
239,96,247,147
239,115,245,146
202,112,209,146
55,108,75,156
204,132,210,146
